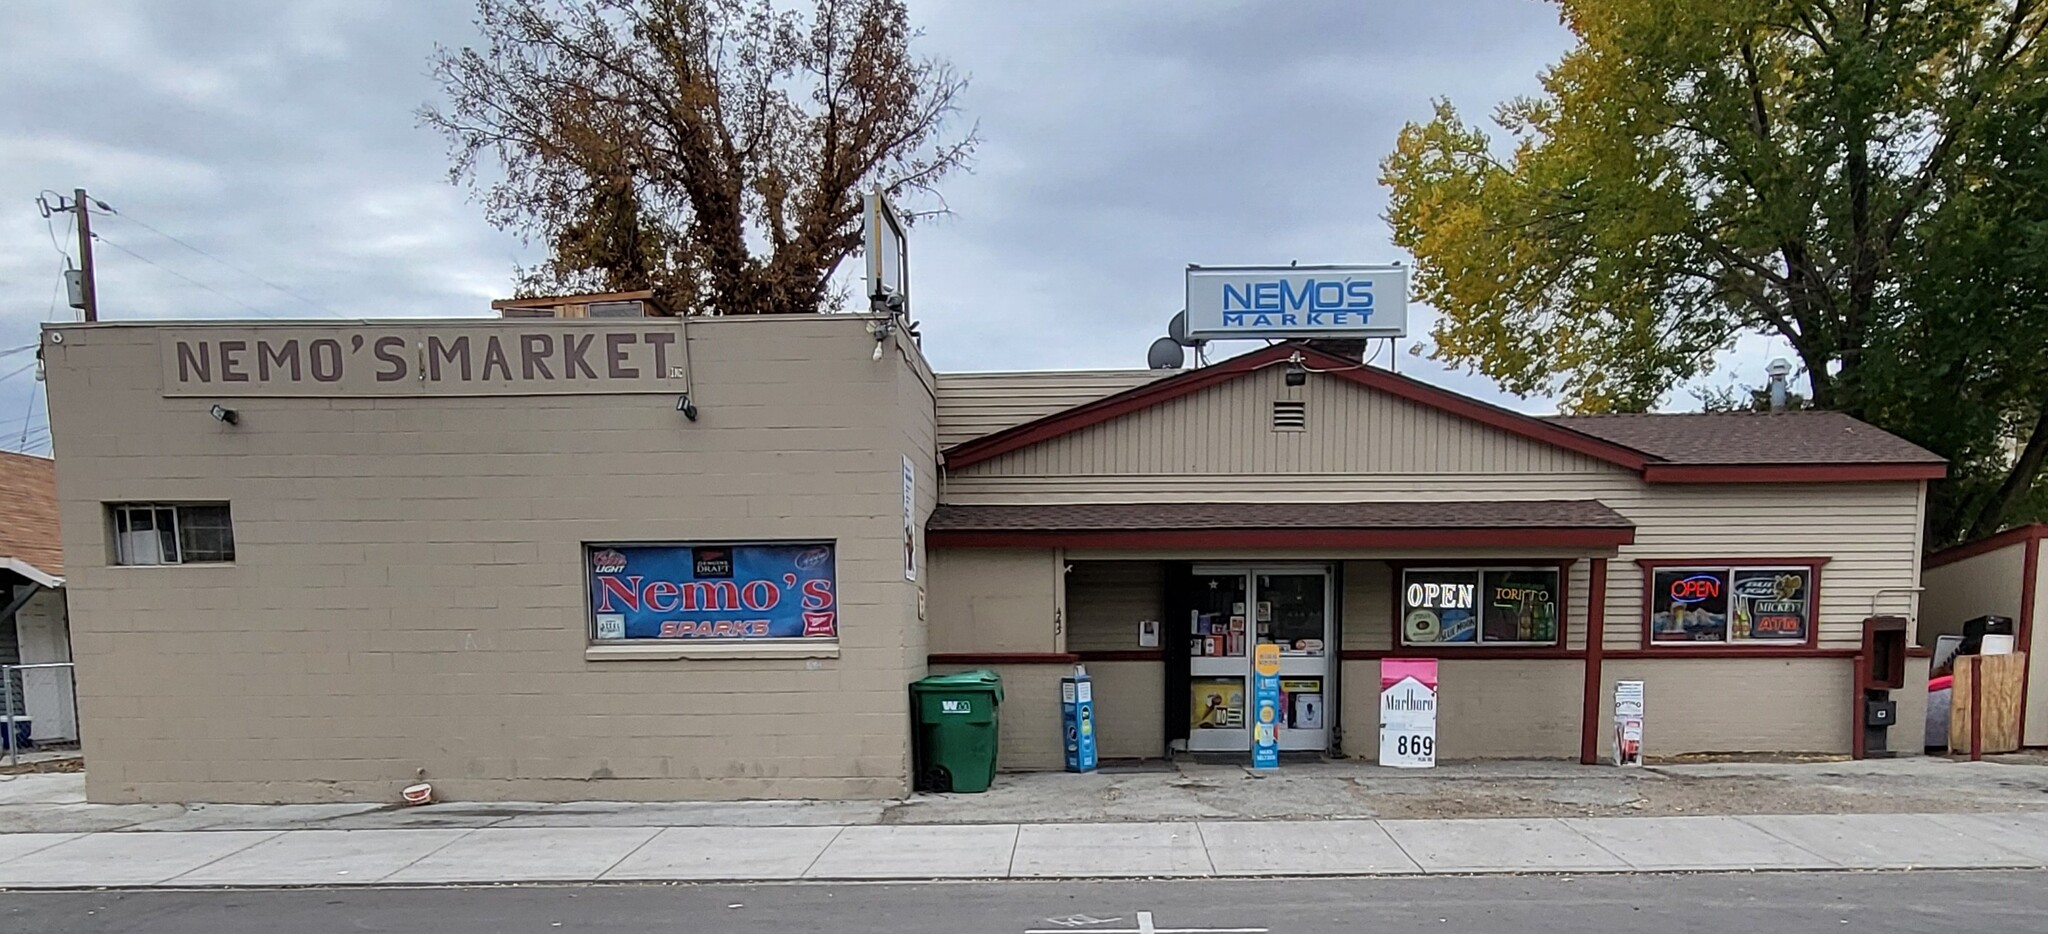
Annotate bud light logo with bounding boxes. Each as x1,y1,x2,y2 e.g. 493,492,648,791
591,549,628,574
795,546,832,570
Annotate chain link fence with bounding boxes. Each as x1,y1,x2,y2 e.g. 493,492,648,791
2,662,78,767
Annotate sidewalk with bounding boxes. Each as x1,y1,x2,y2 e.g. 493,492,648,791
3,810,2047,888
5,756,2048,888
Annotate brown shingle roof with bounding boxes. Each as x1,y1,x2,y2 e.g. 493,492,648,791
0,450,61,578
1545,411,1944,466
928,500,1633,532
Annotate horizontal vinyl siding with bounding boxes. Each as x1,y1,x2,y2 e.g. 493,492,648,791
934,370,1167,450
940,370,1925,653
954,367,1611,478
953,473,1920,650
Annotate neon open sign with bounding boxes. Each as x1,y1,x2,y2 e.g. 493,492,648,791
1668,574,1723,604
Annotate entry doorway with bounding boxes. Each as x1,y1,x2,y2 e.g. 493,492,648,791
1185,565,1332,754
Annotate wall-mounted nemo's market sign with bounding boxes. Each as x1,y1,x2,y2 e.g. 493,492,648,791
587,542,837,641
156,322,687,396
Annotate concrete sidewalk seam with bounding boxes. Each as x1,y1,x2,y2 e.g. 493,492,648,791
157,831,289,885
1192,820,1217,876
594,827,664,881
1728,816,1848,868
372,827,482,884
799,826,846,878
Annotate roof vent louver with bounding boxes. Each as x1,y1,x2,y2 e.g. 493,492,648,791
1272,400,1306,431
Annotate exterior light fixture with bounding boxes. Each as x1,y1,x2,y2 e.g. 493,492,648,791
208,404,239,425
675,393,698,422
1284,359,1307,387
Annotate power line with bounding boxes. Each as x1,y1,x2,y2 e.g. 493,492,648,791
17,380,40,449
91,233,281,318
97,203,345,318
0,360,38,385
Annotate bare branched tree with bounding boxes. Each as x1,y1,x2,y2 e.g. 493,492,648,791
423,0,977,314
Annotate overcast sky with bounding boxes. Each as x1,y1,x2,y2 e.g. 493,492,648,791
0,0,1792,456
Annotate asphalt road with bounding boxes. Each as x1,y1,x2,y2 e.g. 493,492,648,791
5,871,2044,933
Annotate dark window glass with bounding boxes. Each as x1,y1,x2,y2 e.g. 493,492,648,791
1481,569,1560,643
1650,568,1731,642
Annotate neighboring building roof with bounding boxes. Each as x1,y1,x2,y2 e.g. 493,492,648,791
938,342,1947,484
934,369,1170,449
928,500,1635,549
1545,412,1945,466
0,450,61,586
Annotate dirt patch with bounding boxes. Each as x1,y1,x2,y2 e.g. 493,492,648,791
0,757,84,775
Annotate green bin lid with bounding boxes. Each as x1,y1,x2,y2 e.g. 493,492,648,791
913,669,1003,703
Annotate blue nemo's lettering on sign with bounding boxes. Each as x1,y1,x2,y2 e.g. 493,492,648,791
1185,265,1408,339
588,542,837,640
1221,277,1376,329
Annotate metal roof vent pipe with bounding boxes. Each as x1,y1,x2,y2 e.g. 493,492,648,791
1767,358,1794,412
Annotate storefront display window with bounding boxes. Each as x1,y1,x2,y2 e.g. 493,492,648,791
1647,563,1814,644
1401,566,1561,646
586,542,838,641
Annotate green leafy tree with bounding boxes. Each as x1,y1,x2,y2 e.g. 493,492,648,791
424,0,976,314
1382,0,2047,543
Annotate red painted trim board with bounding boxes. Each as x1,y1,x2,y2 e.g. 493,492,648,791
1634,557,1828,650
926,653,1079,665
1924,523,2048,569
1580,557,1608,765
930,527,1635,550
1641,463,1944,484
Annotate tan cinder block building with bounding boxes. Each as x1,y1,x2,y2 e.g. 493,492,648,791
44,322,1945,803
43,315,934,803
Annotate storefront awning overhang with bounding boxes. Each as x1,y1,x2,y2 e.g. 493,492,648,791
927,500,1635,549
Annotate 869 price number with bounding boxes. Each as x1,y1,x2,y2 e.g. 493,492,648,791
1394,734,1434,758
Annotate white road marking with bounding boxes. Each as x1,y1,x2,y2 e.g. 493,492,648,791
1025,909,1268,934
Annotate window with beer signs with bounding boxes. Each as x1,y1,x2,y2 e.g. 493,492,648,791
1400,567,1562,647
586,542,837,642
1644,561,1818,645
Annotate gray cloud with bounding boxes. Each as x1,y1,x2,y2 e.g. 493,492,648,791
9,1,1786,458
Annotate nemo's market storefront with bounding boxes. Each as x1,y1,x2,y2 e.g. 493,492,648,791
924,343,1946,769
43,310,1946,804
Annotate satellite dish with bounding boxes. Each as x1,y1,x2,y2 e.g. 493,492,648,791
1146,337,1185,370
1167,309,1204,348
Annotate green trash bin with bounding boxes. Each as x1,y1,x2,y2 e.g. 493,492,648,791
910,669,1004,793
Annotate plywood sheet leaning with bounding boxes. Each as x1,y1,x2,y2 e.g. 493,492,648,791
1952,652,2027,755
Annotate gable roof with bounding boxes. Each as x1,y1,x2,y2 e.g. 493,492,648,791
0,450,62,586
1548,412,1944,465
939,343,1947,484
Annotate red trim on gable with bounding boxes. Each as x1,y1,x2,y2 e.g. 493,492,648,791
940,343,1652,472
1925,523,2048,569
928,527,1635,550
1642,463,1946,484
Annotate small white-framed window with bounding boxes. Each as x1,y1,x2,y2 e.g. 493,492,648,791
110,503,236,566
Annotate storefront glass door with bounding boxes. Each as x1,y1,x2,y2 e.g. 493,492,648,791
1186,566,1331,754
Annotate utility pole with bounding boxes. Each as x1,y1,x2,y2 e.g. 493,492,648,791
73,188,98,322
